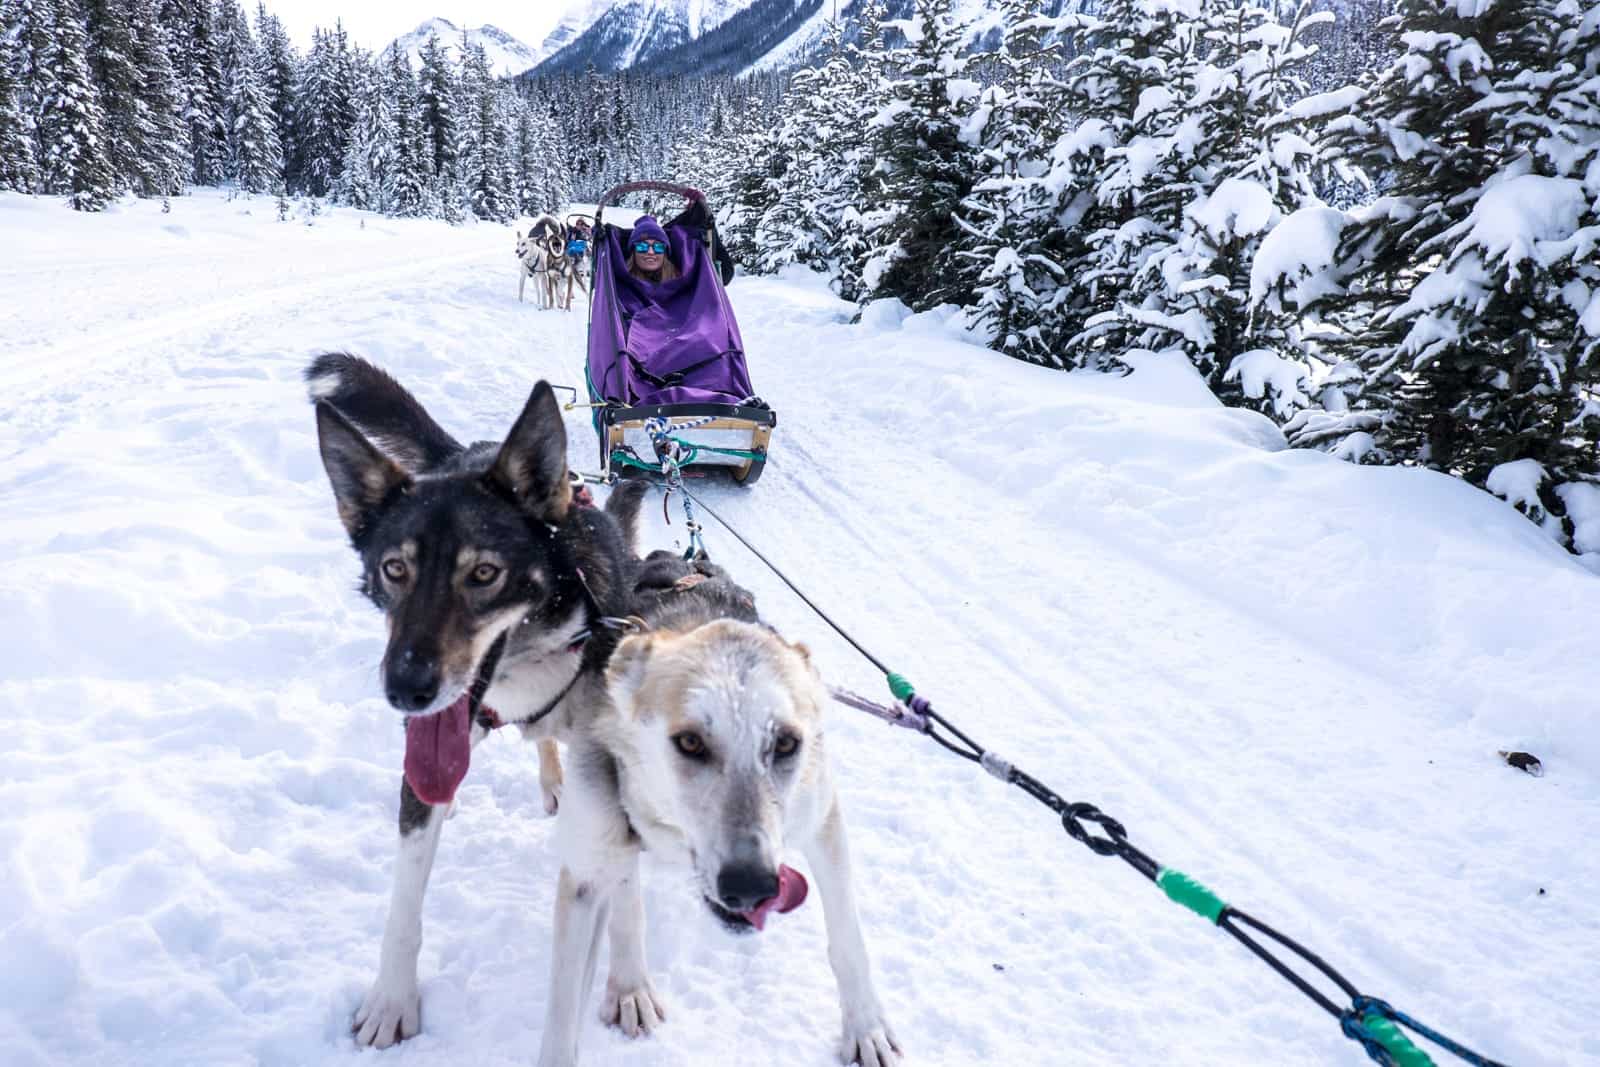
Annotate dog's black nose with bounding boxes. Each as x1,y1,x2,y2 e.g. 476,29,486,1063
716,864,780,913
386,655,441,712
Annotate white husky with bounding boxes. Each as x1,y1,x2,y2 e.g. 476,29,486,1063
537,552,901,1067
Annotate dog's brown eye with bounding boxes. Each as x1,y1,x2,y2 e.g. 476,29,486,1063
774,734,801,760
673,732,708,760
468,562,502,586
381,559,407,583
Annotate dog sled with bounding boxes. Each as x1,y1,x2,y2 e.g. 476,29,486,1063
584,181,776,485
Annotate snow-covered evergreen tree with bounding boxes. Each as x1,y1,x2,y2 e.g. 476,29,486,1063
327,21,357,165
0,6,801,227
1260,0,1600,545
608,72,640,185
495,89,518,213
380,44,427,217
531,92,570,212
752,19,879,279
292,27,338,195
0,0,41,191
1058,0,1206,369
83,0,143,194
712,102,783,269
176,0,228,185
13,0,55,184
510,100,537,215
335,59,390,209
219,0,281,192
830,1,894,302
953,0,1071,360
573,63,609,195
414,33,457,192
37,0,115,209
510,94,568,217
126,0,189,195
254,3,297,184
457,41,510,221
1031,0,1168,367
862,0,981,309
1090,2,1326,415
747,82,805,271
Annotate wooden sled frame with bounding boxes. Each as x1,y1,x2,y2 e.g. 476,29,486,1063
597,401,777,486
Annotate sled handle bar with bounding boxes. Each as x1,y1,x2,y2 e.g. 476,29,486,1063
596,182,705,211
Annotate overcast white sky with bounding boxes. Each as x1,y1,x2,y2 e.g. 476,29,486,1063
260,0,575,52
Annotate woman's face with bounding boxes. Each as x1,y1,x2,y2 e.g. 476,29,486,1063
634,237,667,273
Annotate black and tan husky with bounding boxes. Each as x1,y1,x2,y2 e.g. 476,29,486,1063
304,352,645,1049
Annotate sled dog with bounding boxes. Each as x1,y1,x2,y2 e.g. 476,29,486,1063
304,351,646,1049
518,213,566,307
537,550,901,1067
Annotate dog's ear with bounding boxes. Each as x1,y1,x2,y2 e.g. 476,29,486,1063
780,639,831,716
315,401,411,538
606,632,657,708
490,381,571,522
784,639,828,694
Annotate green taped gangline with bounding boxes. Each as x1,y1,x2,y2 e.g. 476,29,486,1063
1361,1013,1438,1067
1153,872,1438,1063
1156,868,1227,923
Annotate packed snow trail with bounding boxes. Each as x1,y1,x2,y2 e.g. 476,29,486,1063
1,192,1596,1067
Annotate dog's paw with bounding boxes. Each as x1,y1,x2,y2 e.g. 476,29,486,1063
352,978,420,1049
599,975,666,1038
541,779,562,817
840,1019,901,1067
537,746,563,817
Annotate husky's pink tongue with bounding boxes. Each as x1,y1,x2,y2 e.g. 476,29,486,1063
742,865,809,931
403,693,473,806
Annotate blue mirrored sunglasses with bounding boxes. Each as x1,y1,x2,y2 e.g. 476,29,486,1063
633,240,668,254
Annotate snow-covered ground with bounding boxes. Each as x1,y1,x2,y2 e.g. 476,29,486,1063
2,189,1596,1067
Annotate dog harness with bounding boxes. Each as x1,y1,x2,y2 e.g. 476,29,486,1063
400,481,623,807
471,479,634,734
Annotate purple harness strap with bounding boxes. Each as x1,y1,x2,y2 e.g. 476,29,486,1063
828,687,931,734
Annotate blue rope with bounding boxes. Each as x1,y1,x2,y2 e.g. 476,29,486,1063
1351,998,1507,1067
643,417,707,561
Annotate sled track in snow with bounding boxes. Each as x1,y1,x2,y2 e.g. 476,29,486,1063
0,247,496,398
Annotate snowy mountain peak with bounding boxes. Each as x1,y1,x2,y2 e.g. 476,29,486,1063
387,18,541,78
531,0,759,75
531,0,619,65
528,0,1064,78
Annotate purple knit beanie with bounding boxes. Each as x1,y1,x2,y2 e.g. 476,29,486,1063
631,216,668,247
